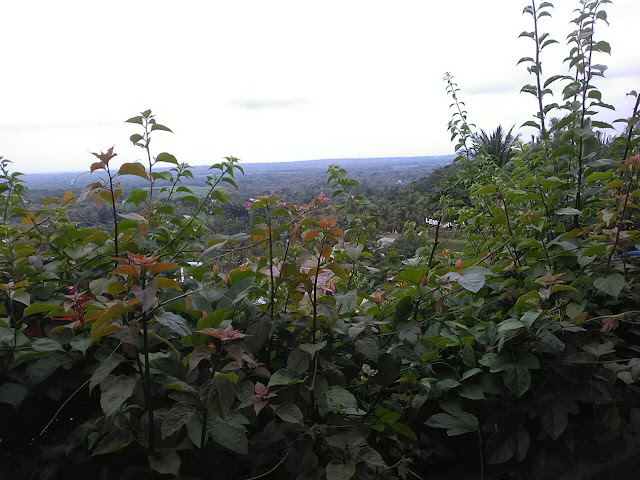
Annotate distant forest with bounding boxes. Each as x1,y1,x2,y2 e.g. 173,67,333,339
23,155,455,234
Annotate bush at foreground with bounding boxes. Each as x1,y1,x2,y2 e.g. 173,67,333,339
1,1,640,479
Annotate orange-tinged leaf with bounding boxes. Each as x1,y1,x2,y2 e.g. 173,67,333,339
93,193,103,206
303,230,320,242
139,221,150,236
573,312,588,325
147,262,180,275
252,234,265,244
91,324,118,342
329,227,344,238
61,190,74,204
321,245,333,260
99,189,113,205
156,277,182,291
111,265,140,277
292,291,304,306
288,225,301,244
118,162,150,180
90,161,105,172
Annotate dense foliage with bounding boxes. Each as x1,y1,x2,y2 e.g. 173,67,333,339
1,1,639,479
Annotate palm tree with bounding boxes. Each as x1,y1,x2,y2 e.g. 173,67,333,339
473,125,521,168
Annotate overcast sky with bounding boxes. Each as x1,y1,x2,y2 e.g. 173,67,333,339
2,0,639,174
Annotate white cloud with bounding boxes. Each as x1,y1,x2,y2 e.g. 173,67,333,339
0,0,638,173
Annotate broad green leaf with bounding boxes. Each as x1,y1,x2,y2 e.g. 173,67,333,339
458,272,485,293
89,354,124,393
594,274,625,298
161,402,196,439
425,411,478,436
374,405,401,424
274,402,304,424
556,208,582,216
326,460,356,480
155,152,178,165
100,374,139,417
209,423,248,454
0,383,28,409
93,428,133,455
325,386,359,414
154,312,191,336
23,303,60,316
390,422,418,440
267,368,303,388
149,449,181,477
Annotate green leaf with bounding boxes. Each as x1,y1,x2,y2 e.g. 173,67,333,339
155,152,178,165
23,303,60,316
299,341,326,356
30,337,64,352
154,312,191,336
390,422,418,440
124,188,149,206
326,460,356,480
125,115,143,125
267,368,303,388
540,400,568,439
497,319,524,333
596,40,611,54
117,162,149,180
325,386,359,414
200,375,235,419
556,207,582,216
93,428,133,455
149,449,181,477
375,405,401,424
209,423,248,454
162,376,197,393
458,272,485,293
286,349,311,374
0,383,28,409
502,364,531,397
459,383,486,400
586,171,613,182
161,402,196,439
594,274,625,298
474,184,496,195
151,123,173,133
89,354,124,393
100,374,139,417
355,337,379,361
274,402,304,424
515,291,540,309
425,411,478,436
359,446,387,469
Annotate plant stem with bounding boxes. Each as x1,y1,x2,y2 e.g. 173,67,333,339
105,164,119,258
531,0,547,137
140,275,155,454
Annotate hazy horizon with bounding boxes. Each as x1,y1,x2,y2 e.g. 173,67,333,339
21,154,455,178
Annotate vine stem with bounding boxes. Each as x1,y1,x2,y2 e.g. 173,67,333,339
243,449,290,480
40,343,122,436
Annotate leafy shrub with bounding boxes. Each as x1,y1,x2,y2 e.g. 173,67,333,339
1,1,639,479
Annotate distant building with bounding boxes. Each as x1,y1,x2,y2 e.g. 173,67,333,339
425,218,453,228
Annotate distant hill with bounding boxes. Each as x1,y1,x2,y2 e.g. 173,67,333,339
23,155,455,194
